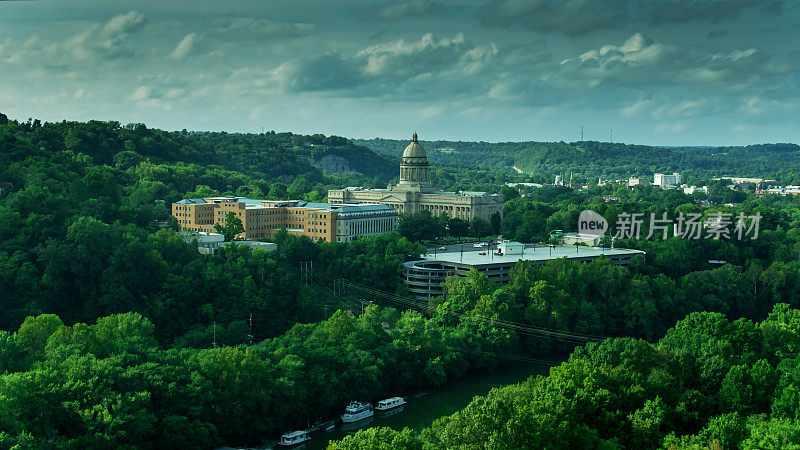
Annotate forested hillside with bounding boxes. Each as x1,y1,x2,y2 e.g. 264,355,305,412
334,305,800,449
4,113,800,448
357,138,800,183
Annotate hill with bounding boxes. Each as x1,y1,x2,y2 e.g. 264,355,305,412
355,138,800,183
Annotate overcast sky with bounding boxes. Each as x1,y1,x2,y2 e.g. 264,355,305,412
1,0,798,146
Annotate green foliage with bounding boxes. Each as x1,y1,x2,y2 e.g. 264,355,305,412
339,305,800,449
213,211,244,241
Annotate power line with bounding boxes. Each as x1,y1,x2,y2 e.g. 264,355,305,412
310,269,605,344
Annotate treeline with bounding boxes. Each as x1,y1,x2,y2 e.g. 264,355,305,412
0,303,515,447
357,137,800,183
333,304,800,449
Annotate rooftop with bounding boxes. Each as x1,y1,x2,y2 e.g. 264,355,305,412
417,244,644,267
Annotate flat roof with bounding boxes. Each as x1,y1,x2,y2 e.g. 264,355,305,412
418,244,644,268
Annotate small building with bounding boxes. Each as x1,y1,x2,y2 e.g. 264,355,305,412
562,232,600,246
628,177,649,187
181,231,225,255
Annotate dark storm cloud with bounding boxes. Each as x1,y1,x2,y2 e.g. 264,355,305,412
359,0,439,21
481,0,630,35
268,33,519,101
644,0,783,25
481,0,784,35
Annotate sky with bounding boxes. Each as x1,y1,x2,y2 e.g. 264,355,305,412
0,0,798,146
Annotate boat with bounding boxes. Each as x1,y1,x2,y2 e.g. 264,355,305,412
341,401,373,423
375,397,406,411
341,416,374,433
377,405,404,418
279,430,310,447
309,418,335,433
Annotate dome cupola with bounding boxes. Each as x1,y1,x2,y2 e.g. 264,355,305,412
398,132,431,190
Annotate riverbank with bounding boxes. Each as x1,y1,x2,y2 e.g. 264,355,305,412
300,359,561,449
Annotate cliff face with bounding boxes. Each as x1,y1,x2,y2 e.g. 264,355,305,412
316,154,351,174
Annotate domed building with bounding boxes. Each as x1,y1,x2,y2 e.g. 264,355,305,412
328,133,503,222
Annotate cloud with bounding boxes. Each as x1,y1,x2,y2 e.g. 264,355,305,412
2,11,148,68
360,1,438,21
644,0,783,25
209,17,314,38
481,0,784,35
171,33,199,60
272,53,362,92
102,10,147,36
481,0,632,35
269,33,501,97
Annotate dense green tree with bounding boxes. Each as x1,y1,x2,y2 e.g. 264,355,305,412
213,211,245,241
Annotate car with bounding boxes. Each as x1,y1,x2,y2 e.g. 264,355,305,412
480,242,489,247
478,251,486,255
473,243,483,248
438,246,447,250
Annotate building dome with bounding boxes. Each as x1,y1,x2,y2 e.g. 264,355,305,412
402,132,427,160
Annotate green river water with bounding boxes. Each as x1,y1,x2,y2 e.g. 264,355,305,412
287,359,560,449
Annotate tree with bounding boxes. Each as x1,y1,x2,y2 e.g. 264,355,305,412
447,217,469,241
469,217,493,238
214,212,244,241
490,211,501,235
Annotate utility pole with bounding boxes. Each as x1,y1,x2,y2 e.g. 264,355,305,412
300,261,313,284
247,313,254,346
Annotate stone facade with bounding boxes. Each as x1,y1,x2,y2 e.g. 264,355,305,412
328,133,503,222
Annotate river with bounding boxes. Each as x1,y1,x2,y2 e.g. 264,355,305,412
292,360,559,449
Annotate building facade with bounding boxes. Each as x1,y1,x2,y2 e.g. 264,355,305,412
328,133,503,222
403,243,645,300
172,197,397,243
654,172,682,187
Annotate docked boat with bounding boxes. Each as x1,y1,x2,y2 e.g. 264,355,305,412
279,430,310,447
377,405,404,418
341,401,373,423
309,419,335,433
375,397,406,411
341,416,374,433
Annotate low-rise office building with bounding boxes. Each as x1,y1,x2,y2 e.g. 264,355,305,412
172,196,397,243
404,243,645,300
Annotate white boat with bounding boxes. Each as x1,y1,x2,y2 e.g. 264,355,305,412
375,397,406,411
341,401,373,423
279,430,310,447
377,405,404,418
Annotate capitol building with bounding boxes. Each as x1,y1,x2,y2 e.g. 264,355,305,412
328,133,503,222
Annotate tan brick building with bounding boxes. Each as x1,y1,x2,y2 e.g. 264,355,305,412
172,197,397,243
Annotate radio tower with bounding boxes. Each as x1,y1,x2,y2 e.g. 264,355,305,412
580,126,584,141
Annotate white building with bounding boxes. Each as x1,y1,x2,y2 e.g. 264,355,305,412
654,172,682,187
